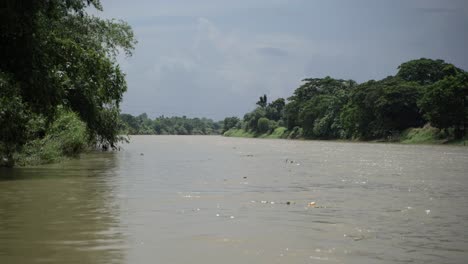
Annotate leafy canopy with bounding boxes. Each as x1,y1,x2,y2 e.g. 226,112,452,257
0,0,136,165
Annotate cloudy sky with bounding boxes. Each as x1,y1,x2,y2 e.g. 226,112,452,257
98,0,468,120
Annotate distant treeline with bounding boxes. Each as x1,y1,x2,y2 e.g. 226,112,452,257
120,113,223,135
223,58,468,142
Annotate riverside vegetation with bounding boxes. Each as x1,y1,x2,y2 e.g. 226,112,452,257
119,113,223,135
223,58,468,145
0,0,136,167
1,3,466,168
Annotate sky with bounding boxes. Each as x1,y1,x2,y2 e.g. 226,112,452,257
97,0,468,120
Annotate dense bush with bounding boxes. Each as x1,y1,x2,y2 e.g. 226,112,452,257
15,110,89,166
257,118,271,133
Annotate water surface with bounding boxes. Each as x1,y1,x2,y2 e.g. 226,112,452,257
1,136,468,263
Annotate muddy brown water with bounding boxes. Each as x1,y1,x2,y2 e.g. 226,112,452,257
1,135,468,263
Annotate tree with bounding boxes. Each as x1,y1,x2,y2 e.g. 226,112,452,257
284,101,301,130
397,58,462,85
341,77,423,139
120,114,139,134
223,117,240,133
285,77,355,138
256,94,268,108
0,73,32,166
266,98,285,121
299,95,336,138
257,118,270,133
0,0,136,164
244,107,267,131
419,73,468,138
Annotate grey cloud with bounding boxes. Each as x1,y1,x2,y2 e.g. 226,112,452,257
256,47,289,57
416,7,458,14
98,0,468,119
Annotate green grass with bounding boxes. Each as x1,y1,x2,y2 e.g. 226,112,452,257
400,126,443,144
223,129,255,138
224,127,289,139
262,127,288,139
225,125,468,146
393,125,467,145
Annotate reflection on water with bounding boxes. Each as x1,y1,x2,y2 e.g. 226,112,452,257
0,153,125,264
1,136,468,263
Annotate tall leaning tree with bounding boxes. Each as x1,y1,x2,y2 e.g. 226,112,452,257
0,0,136,165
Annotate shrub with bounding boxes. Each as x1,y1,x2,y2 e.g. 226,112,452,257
257,117,270,133
289,126,303,139
16,109,89,166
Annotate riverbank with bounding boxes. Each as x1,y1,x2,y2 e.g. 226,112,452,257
224,125,468,146
2,110,92,167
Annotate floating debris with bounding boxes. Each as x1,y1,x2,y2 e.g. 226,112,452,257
252,200,295,205
216,214,220,217
140,153,144,156
230,216,235,219
308,202,317,207
425,209,431,215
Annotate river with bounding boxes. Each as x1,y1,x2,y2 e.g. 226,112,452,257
1,135,468,263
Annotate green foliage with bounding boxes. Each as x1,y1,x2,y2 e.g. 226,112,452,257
257,117,271,133
397,58,462,85
265,127,288,139
288,126,303,139
244,107,267,131
289,77,355,138
0,73,32,166
256,94,268,108
418,73,468,138
16,110,89,166
227,58,467,144
120,113,223,135
399,125,446,144
0,0,135,166
223,117,241,133
284,101,301,130
223,129,255,138
341,77,424,139
265,98,285,121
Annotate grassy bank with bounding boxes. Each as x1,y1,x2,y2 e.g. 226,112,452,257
224,125,468,146
399,125,467,145
224,127,300,140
